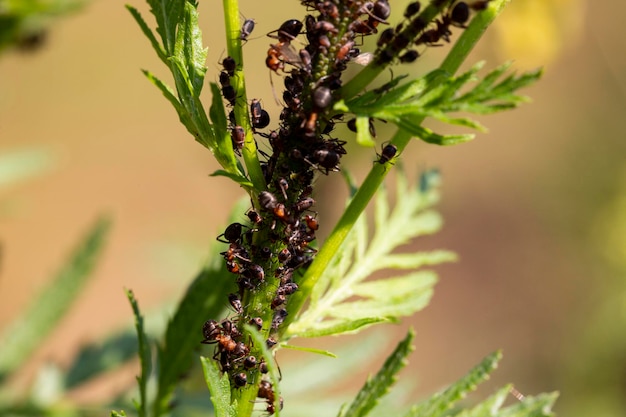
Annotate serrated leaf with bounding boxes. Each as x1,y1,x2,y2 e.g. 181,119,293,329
452,385,510,417
174,2,207,94
281,344,337,358
126,5,167,63
288,170,453,339
0,217,110,380
293,317,389,338
376,251,457,270
152,261,235,417
340,63,539,148
405,351,502,417
111,411,127,417
146,0,185,56
209,170,253,188
126,289,152,417
497,392,558,417
339,329,415,417
200,356,237,417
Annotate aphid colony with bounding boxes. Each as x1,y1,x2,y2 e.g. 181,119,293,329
204,1,487,413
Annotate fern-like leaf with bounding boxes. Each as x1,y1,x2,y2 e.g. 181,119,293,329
126,289,152,417
339,329,415,417
286,170,456,338
404,351,502,417
200,356,237,417
336,63,541,146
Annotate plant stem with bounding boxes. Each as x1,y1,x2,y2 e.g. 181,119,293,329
284,0,510,334
222,0,266,193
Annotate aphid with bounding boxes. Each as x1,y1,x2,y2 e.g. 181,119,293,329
233,372,247,387
243,355,257,369
259,191,278,211
277,248,292,263
377,28,394,47
276,177,289,199
312,86,332,109
250,99,270,129
376,143,398,164
247,209,263,224
244,263,265,282
450,1,470,27
312,148,341,173
399,49,419,63
279,282,299,295
404,1,421,18
228,293,243,314
259,359,269,374
216,222,245,244
272,308,288,329
266,337,278,349
249,316,263,331
293,197,315,213
230,126,245,155
239,18,256,41
222,56,236,76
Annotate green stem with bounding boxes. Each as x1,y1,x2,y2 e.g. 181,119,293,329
284,0,510,334
223,0,266,193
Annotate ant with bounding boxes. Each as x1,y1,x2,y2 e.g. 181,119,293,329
230,126,245,155
250,99,270,129
376,143,398,165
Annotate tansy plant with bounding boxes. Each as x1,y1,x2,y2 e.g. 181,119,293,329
111,0,554,417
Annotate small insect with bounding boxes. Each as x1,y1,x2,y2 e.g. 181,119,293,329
268,19,303,42
376,143,398,164
404,1,422,18
222,56,236,76
239,18,255,42
246,209,263,224
312,86,332,109
399,49,419,63
250,99,270,129
216,222,245,244
228,293,243,314
230,126,245,155
259,191,278,211
233,372,247,387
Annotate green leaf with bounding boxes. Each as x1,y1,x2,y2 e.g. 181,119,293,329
146,0,185,56
126,289,152,417
200,356,237,417
452,385,510,417
355,117,376,147
178,2,207,94
287,169,451,339
0,217,110,380
152,261,235,417
497,392,558,417
404,351,502,417
65,330,139,389
126,5,167,64
340,63,540,148
209,170,253,188
339,329,415,417
281,344,338,358
111,411,127,417
293,317,389,338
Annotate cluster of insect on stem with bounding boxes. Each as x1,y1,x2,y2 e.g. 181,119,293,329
204,0,491,413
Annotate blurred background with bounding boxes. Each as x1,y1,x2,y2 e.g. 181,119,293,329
1,0,625,415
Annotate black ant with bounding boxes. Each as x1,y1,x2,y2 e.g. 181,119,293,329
222,56,236,76
376,143,398,165
216,222,246,244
